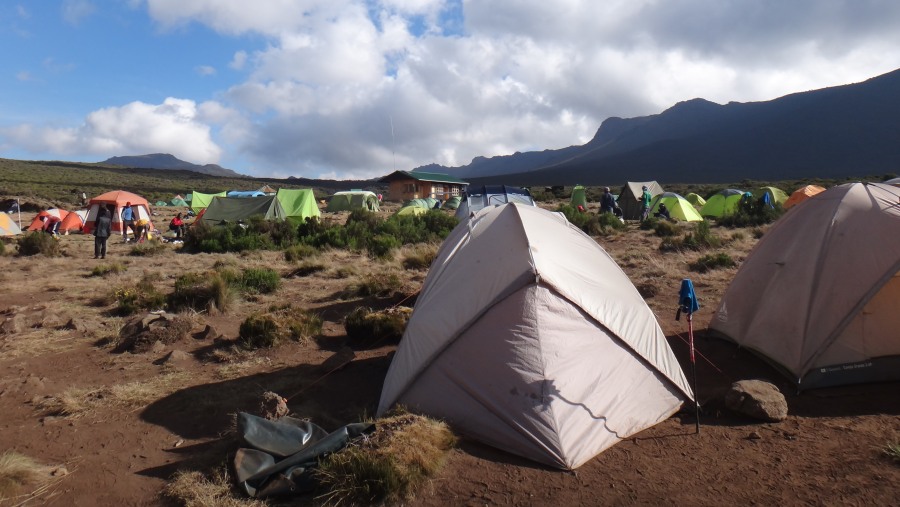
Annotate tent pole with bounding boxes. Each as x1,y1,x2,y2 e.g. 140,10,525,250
16,198,21,229
688,312,700,434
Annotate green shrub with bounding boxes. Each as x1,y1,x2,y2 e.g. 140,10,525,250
128,240,167,256
653,220,678,237
717,200,784,227
113,276,166,315
640,217,659,230
284,244,319,262
17,232,62,257
690,253,736,273
660,220,721,252
239,268,281,294
368,234,401,260
344,306,412,347
0,240,5,256
238,306,322,349
557,205,626,236
350,273,404,298
90,262,127,277
169,272,234,313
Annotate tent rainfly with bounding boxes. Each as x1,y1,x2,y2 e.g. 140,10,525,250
710,182,900,389
201,196,287,225
649,193,703,221
570,185,587,209
275,188,321,223
190,191,227,212
83,190,154,234
685,193,706,207
59,209,88,233
751,186,789,206
783,185,826,210
0,213,22,236
379,203,693,469
326,191,380,212
454,185,535,220
700,189,745,218
616,182,664,221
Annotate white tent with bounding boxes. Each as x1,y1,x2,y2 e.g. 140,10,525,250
378,203,693,469
710,182,900,389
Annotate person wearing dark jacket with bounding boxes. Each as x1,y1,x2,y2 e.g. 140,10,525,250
599,187,616,214
93,207,112,259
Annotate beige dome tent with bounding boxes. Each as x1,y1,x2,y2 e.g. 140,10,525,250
710,183,900,389
378,203,693,469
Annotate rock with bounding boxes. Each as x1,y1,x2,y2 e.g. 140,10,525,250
748,431,762,440
150,340,166,354
725,379,788,422
258,391,289,420
1,314,26,334
37,312,66,329
160,350,191,366
195,324,220,340
49,466,68,477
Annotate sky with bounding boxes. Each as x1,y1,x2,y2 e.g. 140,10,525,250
1,1,899,180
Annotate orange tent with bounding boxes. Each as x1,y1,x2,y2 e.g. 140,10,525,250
783,185,826,210
59,209,88,233
27,208,70,231
83,190,154,234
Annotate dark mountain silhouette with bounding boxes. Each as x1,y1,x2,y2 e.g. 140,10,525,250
418,67,900,185
103,153,245,178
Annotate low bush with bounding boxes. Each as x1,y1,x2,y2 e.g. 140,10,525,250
238,268,281,294
402,244,439,270
113,276,166,315
690,253,737,273
717,200,784,227
660,220,721,252
653,220,678,237
17,232,62,257
343,273,404,299
128,240,167,257
90,262,127,277
289,262,328,277
316,411,456,506
168,272,234,313
557,205,626,236
284,244,319,262
344,306,412,347
238,305,322,349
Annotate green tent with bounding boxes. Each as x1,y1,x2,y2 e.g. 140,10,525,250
685,193,706,207
276,188,321,223
155,201,168,206
171,197,189,207
443,196,461,210
700,189,745,218
395,205,428,217
403,197,438,209
751,186,789,206
649,193,703,222
570,185,587,208
201,196,287,225
184,194,193,202
191,191,228,212
326,191,380,212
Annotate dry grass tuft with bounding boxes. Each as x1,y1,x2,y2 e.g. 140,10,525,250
316,411,457,506
344,306,412,348
36,371,191,418
164,469,266,507
0,451,50,500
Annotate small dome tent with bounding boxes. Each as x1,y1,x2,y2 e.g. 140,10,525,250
700,189,745,218
276,188,321,223
83,190,153,234
326,191,380,212
27,209,70,231
379,203,693,469
685,193,706,207
59,209,88,233
648,192,703,221
570,185,587,208
454,185,535,220
751,186,789,206
783,185,826,210
710,183,900,389
190,191,227,212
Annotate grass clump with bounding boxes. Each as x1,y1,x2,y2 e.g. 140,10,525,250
164,469,266,507
717,200,785,227
690,253,737,273
883,441,900,463
316,411,457,506
344,306,412,347
557,205,626,236
236,268,281,294
128,240,167,256
90,262,127,277
342,272,404,299
169,272,234,313
238,305,322,349
288,262,328,278
284,243,319,262
402,244,439,270
0,451,49,500
16,232,62,257
112,275,167,315
659,220,721,252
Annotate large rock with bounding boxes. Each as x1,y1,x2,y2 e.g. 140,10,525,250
1,314,26,335
725,379,788,422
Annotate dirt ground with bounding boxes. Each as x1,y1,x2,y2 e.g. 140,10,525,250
0,202,898,506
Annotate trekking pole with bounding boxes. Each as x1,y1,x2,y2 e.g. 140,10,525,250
676,279,700,434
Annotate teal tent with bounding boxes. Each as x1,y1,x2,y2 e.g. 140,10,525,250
201,196,287,225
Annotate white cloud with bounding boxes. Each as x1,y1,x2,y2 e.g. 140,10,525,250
229,50,247,70
1,98,222,164
61,0,95,26
195,65,216,76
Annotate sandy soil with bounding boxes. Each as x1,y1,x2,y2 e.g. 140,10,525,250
0,204,898,506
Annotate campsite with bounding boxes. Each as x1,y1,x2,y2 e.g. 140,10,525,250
0,169,898,506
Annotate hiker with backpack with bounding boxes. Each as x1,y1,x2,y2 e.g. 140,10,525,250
93,206,112,259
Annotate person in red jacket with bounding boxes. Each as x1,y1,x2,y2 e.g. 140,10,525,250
169,213,185,239
39,215,62,236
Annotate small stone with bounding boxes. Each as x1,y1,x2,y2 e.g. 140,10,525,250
258,391,289,420
748,431,762,440
725,379,788,422
49,466,68,477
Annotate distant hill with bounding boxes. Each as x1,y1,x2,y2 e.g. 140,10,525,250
419,67,900,185
103,153,245,178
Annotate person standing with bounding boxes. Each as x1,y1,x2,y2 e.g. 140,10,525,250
599,187,616,214
121,202,137,242
640,185,653,221
93,207,112,259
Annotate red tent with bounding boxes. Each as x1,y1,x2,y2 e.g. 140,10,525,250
83,190,154,234
59,209,88,233
27,209,70,231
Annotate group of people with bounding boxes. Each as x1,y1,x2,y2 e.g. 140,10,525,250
597,185,669,222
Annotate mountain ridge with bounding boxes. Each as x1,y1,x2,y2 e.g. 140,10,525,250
103,153,245,178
